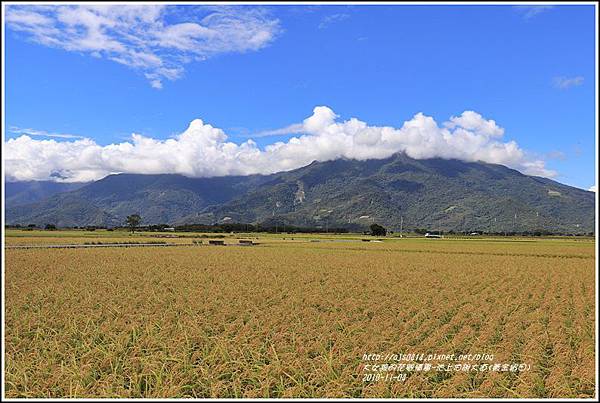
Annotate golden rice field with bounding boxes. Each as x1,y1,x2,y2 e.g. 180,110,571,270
3,231,596,398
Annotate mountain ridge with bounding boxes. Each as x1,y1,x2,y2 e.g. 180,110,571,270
5,154,595,233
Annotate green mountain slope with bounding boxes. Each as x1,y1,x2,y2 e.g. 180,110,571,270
5,181,88,206
201,154,595,233
5,154,595,233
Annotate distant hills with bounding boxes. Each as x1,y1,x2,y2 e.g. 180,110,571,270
5,180,88,206
5,153,595,233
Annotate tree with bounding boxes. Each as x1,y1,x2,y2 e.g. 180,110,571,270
126,214,141,233
45,223,57,230
370,223,387,236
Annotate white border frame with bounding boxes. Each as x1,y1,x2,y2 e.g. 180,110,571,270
1,1,598,401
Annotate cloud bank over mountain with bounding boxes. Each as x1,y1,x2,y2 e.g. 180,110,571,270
5,106,556,182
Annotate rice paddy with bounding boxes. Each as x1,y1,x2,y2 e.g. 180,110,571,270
3,230,596,398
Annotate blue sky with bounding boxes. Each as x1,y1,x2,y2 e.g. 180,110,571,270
4,4,597,190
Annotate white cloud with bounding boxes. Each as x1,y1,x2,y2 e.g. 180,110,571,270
589,185,596,192
4,106,557,182
318,13,350,29
6,5,281,88
9,126,85,139
149,79,163,90
514,5,554,19
444,111,504,138
251,123,305,138
553,76,585,90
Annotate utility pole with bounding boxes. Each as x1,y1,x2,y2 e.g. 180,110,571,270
273,201,278,233
400,216,403,238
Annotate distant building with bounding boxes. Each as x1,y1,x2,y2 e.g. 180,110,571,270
164,227,175,231
425,232,442,238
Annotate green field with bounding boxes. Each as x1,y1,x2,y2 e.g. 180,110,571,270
4,230,596,398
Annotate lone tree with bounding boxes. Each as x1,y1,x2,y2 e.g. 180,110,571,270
45,223,57,230
126,214,141,233
370,223,387,236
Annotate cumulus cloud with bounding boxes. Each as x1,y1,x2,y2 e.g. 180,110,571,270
553,76,585,90
5,5,280,88
444,111,504,138
5,106,557,182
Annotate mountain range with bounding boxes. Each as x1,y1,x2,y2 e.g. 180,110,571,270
4,153,595,233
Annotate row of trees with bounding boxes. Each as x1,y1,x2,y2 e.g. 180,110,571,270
6,215,143,233
7,216,594,237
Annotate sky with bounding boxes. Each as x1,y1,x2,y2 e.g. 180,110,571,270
3,3,597,191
